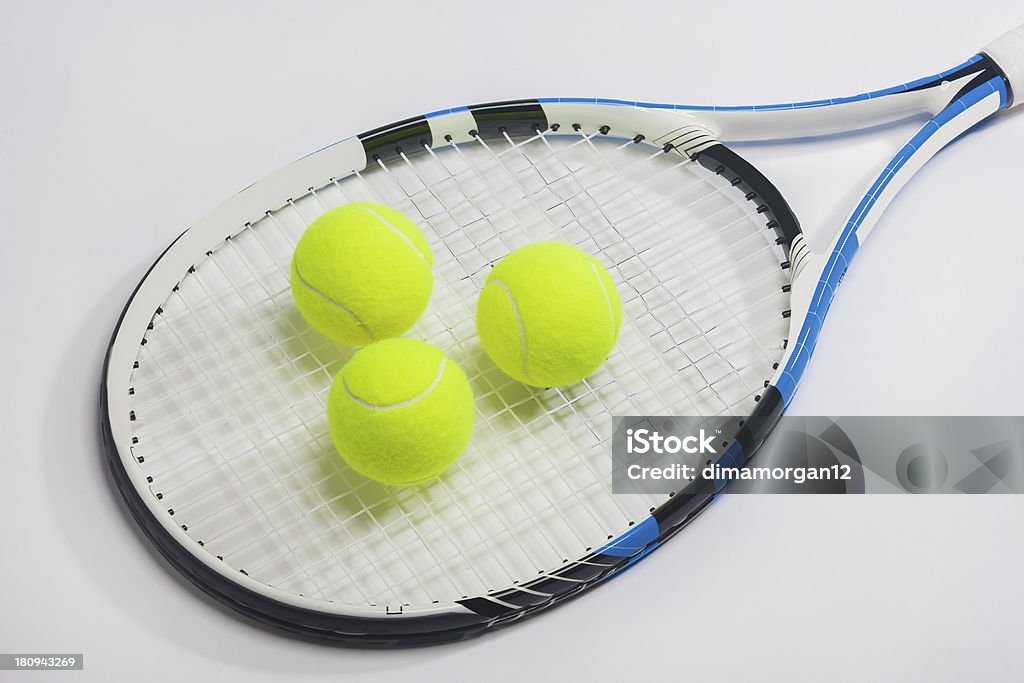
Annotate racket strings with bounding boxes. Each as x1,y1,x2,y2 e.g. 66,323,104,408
431,127,781,415
529,129,783,408
137,231,517,602
128,128,789,607
373,129,778,542
354,136,695,542
140,206,749,598
146,139,770,598
548,128,783,391
141,224,615,604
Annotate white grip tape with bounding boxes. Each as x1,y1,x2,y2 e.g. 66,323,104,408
983,24,1024,108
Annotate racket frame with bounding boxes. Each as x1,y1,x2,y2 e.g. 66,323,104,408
101,44,1016,645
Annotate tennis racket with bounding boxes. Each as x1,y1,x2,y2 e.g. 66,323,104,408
101,26,1024,646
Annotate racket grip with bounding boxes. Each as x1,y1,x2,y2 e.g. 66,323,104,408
984,25,1024,108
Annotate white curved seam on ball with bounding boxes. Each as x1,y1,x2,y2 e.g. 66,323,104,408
490,279,534,384
292,261,375,340
354,205,431,266
343,358,447,411
588,260,617,344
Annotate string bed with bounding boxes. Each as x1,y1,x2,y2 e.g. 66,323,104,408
127,126,790,609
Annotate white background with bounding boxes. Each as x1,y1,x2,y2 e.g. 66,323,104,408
3,1,1024,680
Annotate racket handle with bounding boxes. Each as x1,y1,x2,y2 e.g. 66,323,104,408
984,24,1024,108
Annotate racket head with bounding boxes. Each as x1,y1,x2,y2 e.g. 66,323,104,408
100,99,802,645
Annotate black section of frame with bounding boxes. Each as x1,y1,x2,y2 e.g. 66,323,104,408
468,100,548,139
651,388,785,531
357,100,548,164
736,386,787,455
982,52,1016,107
485,588,551,609
906,53,1013,107
692,143,801,252
457,597,517,619
358,115,433,163
101,104,801,647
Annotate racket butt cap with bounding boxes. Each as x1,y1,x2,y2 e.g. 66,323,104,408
984,24,1024,108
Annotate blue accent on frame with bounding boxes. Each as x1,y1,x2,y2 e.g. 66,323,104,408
720,440,744,468
774,75,1006,404
598,515,660,558
424,105,470,119
535,56,983,114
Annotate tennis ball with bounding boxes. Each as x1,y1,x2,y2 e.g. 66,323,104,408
477,242,622,388
290,202,433,346
327,338,474,486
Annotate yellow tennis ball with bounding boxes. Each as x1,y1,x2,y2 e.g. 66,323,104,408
477,242,622,388
290,202,433,346
327,338,475,486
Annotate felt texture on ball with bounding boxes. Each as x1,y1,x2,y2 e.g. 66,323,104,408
290,202,433,346
476,242,622,388
327,338,474,486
